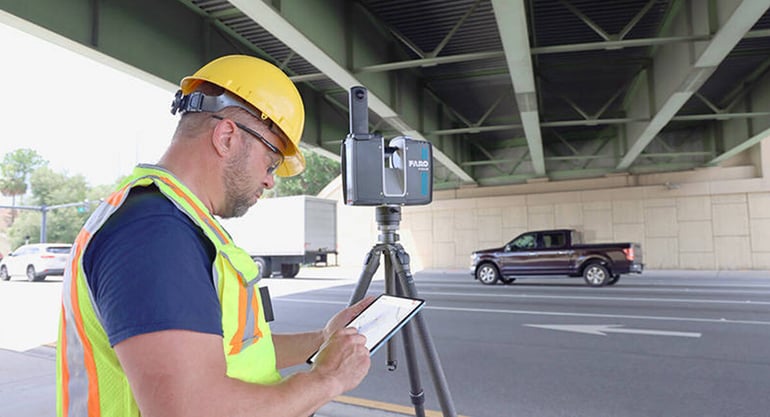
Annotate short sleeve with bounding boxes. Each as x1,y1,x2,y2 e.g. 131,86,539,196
83,186,222,346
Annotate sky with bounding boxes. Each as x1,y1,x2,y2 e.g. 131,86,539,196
0,12,178,194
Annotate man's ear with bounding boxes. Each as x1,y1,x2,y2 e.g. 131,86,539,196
211,118,237,157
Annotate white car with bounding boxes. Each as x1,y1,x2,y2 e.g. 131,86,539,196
0,243,72,282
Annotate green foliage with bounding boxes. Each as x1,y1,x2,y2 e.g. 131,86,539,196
0,148,46,205
29,167,89,205
8,206,88,248
45,207,87,245
6,166,99,248
8,211,41,248
271,151,340,197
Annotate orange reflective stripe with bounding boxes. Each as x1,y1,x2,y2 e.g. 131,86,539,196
104,186,129,207
60,304,69,417
158,178,230,245
69,230,101,417
229,276,248,355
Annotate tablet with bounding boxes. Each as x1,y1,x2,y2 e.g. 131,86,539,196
307,294,425,364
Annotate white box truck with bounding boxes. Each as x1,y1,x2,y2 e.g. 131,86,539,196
218,195,337,278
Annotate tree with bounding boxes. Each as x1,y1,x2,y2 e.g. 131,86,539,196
271,151,340,197
29,167,88,206
7,167,91,247
0,149,46,221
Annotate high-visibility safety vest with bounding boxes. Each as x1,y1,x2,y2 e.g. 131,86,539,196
56,164,280,417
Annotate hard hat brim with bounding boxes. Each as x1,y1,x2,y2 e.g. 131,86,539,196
275,149,305,177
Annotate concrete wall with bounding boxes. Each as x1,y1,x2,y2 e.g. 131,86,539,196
322,143,770,271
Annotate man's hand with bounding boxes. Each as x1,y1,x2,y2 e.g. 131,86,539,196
310,296,375,395
272,296,376,369
323,296,376,341
311,327,371,394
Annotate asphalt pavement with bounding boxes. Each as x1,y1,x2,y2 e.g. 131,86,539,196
4,267,770,417
270,268,770,417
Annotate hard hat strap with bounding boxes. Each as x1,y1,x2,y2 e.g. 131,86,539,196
170,90,260,120
171,90,290,146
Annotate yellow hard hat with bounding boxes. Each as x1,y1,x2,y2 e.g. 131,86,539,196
180,55,305,177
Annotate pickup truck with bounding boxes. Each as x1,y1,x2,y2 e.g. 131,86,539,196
470,229,643,287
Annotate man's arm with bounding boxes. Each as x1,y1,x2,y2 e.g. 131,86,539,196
115,327,369,417
272,331,322,369
272,297,375,369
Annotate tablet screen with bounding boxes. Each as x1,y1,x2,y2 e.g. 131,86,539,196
307,294,425,364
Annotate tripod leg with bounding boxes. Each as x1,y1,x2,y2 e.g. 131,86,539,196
383,248,426,417
400,320,427,417
384,254,398,371
348,245,382,305
391,246,458,417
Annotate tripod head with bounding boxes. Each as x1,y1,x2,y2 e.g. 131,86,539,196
375,205,402,245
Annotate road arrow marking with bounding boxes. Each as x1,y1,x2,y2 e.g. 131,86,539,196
525,324,701,338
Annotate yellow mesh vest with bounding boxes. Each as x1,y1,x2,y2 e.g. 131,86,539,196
56,164,280,417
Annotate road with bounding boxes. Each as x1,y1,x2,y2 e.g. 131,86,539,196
2,269,770,417
270,270,770,417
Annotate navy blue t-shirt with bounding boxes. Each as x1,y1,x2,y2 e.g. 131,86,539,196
83,184,223,346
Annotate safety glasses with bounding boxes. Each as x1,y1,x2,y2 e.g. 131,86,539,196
211,115,284,175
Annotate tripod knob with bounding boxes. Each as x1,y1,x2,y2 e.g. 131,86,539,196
387,360,398,371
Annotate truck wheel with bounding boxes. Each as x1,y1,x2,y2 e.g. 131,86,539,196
476,263,500,285
583,263,609,287
0,266,9,281
281,263,300,278
253,257,272,278
606,275,620,286
501,277,516,285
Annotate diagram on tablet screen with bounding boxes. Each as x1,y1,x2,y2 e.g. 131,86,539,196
348,296,423,350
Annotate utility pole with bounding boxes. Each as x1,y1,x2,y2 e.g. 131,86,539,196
0,200,91,243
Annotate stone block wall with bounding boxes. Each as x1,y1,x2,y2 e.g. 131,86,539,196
396,190,769,270
325,161,770,271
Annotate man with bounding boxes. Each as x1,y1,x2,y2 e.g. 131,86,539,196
56,55,373,417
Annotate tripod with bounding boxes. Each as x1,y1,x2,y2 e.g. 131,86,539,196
348,205,457,417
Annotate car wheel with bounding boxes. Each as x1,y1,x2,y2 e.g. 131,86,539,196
26,265,39,282
476,263,499,285
583,263,609,287
0,266,9,281
606,275,620,286
501,277,516,285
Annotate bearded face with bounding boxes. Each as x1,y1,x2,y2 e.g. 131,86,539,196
221,142,257,219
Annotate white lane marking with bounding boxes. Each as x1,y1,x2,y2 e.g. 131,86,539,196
524,324,701,338
416,291,770,305
276,298,770,326
300,287,770,306
419,280,770,289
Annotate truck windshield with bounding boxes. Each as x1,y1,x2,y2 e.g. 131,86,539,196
510,234,536,250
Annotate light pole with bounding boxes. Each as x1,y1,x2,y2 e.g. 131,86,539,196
0,200,91,243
